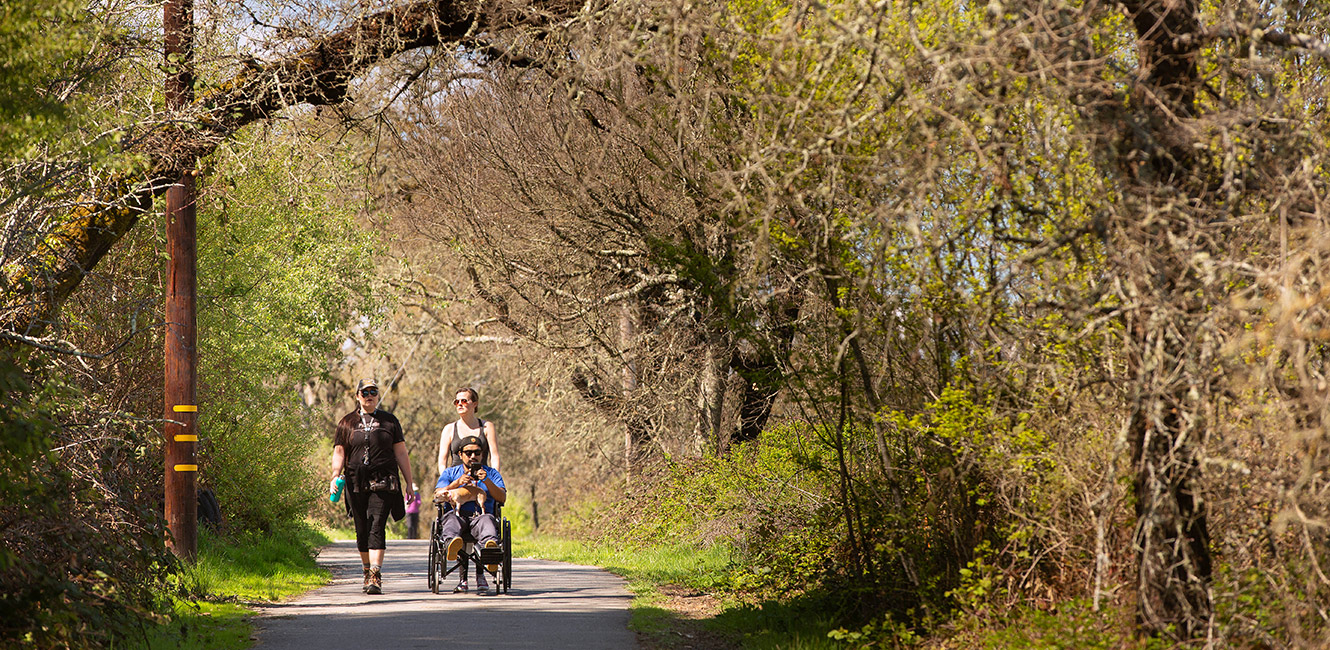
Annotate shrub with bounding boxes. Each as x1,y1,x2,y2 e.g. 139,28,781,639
0,355,177,649
194,137,378,533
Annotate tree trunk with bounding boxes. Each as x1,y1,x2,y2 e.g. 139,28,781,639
620,302,650,474
1129,401,1212,638
730,296,799,447
698,328,729,454
1115,0,1213,638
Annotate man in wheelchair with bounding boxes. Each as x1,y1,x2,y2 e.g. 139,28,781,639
433,435,506,593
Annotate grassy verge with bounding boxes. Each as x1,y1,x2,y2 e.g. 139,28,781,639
709,600,844,650
135,601,255,650
135,521,333,650
515,529,1162,650
513,534,841,649
515,536,734,591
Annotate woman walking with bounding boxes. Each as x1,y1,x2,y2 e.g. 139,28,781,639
436,387,500,474
329,378,416,595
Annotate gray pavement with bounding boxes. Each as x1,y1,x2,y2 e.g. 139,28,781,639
251,539,638,649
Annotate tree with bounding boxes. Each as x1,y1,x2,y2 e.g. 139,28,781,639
1110,0,1214,637
4,0,1330,644
384,0,1330,642
0,0,126,165
0,0,575,344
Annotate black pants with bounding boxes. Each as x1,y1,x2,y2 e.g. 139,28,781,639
348,489,393,552
406,512,420,539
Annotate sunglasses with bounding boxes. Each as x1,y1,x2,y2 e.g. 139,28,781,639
360,388,378,397
459,449,482,457
453,398,473,405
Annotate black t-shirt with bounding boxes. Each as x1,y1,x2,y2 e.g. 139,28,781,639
335,409,405,475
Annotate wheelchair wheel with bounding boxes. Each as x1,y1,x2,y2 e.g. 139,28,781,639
501,518,512,594
428,518,442,593
428,538,438,593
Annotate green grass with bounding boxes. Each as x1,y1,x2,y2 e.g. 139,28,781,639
309,518,357,543
133,601,254,650
514,535,738,644
711,600,844,649
515,535,735,591
933,599,1167,650
189,523,333,601
515,532,844,649
133,521,333,649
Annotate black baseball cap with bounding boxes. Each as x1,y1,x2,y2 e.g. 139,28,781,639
453,435,487,462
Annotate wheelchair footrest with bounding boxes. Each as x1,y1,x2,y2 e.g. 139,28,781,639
478,547,504,564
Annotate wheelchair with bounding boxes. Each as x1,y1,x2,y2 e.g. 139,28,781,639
427,499,511,594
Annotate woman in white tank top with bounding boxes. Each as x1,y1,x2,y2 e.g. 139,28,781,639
437,387,500,475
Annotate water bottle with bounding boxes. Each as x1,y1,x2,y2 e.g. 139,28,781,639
329,476,346,502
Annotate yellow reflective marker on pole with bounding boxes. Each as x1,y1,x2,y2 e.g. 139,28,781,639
173,464,198,472
173,405,197,412
174,435,198,442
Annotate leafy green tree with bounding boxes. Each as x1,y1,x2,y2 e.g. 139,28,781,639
194,134,379,532
0,0,90,159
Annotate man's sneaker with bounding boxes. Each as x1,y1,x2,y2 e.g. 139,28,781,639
453,579,468,593
446,536,464,562
475,572,490,594
362,566,372,593
366,565,382,595
483,539,499,573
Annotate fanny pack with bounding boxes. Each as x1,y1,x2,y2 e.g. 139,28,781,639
368,473,399,492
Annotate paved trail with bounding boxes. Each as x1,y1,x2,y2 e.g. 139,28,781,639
252,539,638,649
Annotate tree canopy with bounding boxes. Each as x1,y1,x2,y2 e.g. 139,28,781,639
3,0,1330,647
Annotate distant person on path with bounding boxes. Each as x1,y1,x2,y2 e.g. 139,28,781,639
436,387,500,474
405,483,421,539
329,378,417,595
434,435,506,593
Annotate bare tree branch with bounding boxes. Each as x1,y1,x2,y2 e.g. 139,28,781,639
1,0,575,340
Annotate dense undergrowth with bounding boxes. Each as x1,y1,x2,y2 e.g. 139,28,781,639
556,401,1320,649
563,416,992,647
0,344,335,649
0,354,178,649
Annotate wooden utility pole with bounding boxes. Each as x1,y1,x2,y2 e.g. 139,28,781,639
163,0,198,561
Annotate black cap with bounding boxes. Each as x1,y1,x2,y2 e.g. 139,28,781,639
452,435,487,464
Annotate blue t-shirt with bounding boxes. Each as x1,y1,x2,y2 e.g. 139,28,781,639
436,464,505,514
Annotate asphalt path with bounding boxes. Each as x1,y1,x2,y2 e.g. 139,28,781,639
252,539,639,649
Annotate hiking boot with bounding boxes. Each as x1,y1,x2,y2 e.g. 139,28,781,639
366,565,382,595
445,536,464,562
483,539,499,574
362,566,372,593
